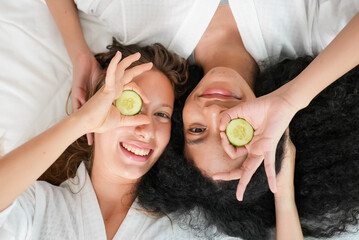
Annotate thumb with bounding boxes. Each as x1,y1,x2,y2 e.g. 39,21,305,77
219,104,246,131
120,114,150,127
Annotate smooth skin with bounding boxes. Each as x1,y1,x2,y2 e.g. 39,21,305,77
213,12,359,201
0,52,177,239
45,2,303,239
273,131,302,239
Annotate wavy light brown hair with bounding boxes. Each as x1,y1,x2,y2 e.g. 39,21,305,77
39,38,188,185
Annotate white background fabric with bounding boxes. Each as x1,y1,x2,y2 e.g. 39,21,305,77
0,163,239,239
0,0,113,155
73,0,220,60
229,0,359,70
1,0,359,239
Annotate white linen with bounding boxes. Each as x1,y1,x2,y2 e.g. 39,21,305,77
73,0,220,59
229,0,359,70
0,162,239,239
0,0,113,155
1,0,359,239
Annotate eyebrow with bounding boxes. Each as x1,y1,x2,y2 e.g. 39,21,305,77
185,137,207,145
159,103,173,110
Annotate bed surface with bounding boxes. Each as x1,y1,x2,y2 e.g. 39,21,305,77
0,0,112,154
0,1,358,239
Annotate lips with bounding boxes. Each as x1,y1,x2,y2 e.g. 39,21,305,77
200,88,240,100
120,142,153,162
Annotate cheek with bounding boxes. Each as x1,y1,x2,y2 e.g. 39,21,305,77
155,123,171,150
182,102,197,124
95,132,114,148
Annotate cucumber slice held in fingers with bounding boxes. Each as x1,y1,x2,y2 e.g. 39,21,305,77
115,90,143,116
225,118,254,147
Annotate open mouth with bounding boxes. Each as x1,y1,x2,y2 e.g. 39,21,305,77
120,142,153,162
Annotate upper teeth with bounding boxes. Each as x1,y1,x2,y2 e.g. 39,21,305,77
122,143,150,156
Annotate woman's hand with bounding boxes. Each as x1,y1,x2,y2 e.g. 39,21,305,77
71,53,102,112
213,91,298,201
74,51,152,134
0,52,152,211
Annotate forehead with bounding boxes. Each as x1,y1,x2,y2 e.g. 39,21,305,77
133,69,169,83
135,69,174,92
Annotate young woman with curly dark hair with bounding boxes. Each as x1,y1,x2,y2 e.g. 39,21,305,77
136,15,359,239
137,57,359,239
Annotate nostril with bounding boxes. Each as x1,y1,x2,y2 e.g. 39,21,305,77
134,124,154,140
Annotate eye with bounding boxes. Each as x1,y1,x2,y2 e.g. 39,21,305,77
154,112,170,119
188,127,207,134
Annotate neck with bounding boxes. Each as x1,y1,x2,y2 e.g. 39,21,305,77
198,46,257,90
195,5,258,90
90,159,138,220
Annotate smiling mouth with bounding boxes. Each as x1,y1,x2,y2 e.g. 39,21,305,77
120,142,153,162
200,88,240,100
121,143,151,156
199,94,240,100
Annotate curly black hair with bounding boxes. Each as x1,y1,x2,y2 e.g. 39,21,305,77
137,57,359,239
137,65,285,240
256,57,359,238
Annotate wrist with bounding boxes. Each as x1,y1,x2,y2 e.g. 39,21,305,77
67,111,90,137
70,49,94,65
275,79,312,112
274,187,296,210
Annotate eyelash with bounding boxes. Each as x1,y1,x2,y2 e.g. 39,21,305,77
154,112,170,119
188,127,206,134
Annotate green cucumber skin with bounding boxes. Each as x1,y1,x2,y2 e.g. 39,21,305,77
225,118,254,147
115,90,142,116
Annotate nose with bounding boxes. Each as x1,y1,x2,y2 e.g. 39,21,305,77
134,122,154,142
203,103,227,132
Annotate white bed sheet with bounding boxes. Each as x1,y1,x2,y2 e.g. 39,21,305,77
0,1,359,239
0,0,112,155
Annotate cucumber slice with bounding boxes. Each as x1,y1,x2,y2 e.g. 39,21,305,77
225,118,254,147
115,90,142,116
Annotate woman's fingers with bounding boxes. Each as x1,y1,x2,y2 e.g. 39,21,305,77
212,168,242,181
86,133,94,146
219,112,232,132
219,106,245,132
235,153,264,201
104,51,123,91
106,52,153,102
115,52,141,83
120,113,150,127
264,150,277,193
220,132,247,159
120,62,153,103
121,62,153,86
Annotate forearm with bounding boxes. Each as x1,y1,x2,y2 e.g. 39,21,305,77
0,115,87,211
279,12,359,110
275,190,303,240
45,0,92,63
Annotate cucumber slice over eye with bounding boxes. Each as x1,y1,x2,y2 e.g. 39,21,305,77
225,118,254,147
115,90,143,116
